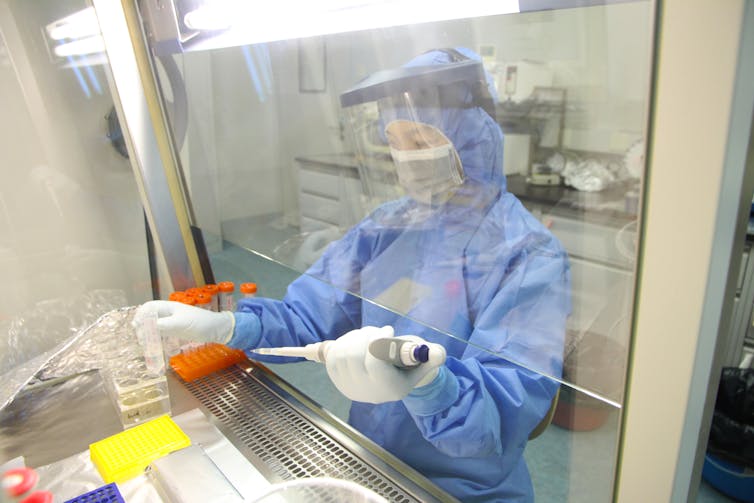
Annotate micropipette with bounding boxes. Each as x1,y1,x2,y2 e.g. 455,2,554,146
250,338,432,368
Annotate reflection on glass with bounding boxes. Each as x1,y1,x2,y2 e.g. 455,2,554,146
159,5,650,399
207,242,622,501
196,51,566,503
0,0,150,376
147,3,652,501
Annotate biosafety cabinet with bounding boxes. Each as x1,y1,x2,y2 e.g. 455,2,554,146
0,1,752,502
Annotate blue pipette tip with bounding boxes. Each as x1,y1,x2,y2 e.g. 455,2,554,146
413,344,430,363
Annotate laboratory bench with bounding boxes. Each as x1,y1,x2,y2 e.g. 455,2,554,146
294,153,639,237
504,174,639,229
0,340,456,502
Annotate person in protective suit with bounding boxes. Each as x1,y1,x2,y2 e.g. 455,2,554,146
141,47,571,502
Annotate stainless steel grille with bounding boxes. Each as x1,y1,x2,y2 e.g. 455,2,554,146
183,364,424,502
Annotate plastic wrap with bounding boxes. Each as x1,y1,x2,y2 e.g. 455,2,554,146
548,150,634,193
562,158,616,192
0,302,156,417
0,290,128,375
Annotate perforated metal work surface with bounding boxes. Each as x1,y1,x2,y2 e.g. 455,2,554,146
183,364,444,503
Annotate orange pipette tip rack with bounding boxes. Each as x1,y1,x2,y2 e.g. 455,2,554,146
169,343,247,382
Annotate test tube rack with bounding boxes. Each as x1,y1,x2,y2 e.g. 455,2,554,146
101,357,171,428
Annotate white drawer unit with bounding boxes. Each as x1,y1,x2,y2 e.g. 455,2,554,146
296,155,365,233
299,192,343,227
299,168,343,199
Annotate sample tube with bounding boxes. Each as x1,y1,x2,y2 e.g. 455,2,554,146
168,292,196,306
184,287,203,305
178,294,196,306
218,281,235,312
202,284,220,311
194,292,212,310
240,282,257,298
161,293,193,357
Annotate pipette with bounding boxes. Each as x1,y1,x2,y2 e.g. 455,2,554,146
250,337,433,368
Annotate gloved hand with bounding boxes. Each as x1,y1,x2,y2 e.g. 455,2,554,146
136,300,235,344
324,325,446,404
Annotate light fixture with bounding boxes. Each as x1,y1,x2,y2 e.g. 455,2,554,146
45,7,100,41
45,7,106,59
144,0,520,54
53,35,105,58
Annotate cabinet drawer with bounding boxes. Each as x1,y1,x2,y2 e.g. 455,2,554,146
299,168,342,199
299,192,341,226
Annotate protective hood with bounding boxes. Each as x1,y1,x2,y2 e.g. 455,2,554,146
384,48,506,192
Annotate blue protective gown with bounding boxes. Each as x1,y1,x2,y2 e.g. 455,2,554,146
228,49,571,502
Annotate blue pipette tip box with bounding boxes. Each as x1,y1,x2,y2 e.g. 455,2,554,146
63,482,125,503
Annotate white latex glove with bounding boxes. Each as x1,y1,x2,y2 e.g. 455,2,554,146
136,300,235,344
324,326,447,404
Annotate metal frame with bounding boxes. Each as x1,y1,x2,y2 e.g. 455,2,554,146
93,0,206,292
181,362,459,503
616,1,754,501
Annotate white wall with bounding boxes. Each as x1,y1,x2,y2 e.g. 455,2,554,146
178,3,651,236
0,0,152,373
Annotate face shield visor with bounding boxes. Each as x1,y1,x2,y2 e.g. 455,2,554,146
340,59,492,208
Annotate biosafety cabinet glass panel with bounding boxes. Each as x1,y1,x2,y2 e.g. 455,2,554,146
140,1,653,501
0,0,151,382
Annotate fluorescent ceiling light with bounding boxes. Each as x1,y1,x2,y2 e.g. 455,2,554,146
46,7,100,41
53,35,105,57
181,0,519,50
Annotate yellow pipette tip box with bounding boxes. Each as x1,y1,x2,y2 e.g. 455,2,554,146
89,415,191,483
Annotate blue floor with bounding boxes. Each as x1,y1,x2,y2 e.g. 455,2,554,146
208,222,736,502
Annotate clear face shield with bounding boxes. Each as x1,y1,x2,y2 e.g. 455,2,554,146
339,60,489,208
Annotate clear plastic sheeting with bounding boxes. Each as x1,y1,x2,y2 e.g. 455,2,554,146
0,371,124,469
0,289,128,375
0,301,139,413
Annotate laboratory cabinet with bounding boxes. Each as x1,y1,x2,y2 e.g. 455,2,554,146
2,1,753,503
295,154,364,232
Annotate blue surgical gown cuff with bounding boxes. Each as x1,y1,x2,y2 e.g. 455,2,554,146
403,366,459,416
227,312,262,350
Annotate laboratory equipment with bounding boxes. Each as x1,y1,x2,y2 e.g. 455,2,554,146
89,415,191,483
132,304,165,375
185,287,202,297
498,61,554,104
193,292,213,310
169,342,247,382
1,467,52,503
367,337,430,368
149,445,244,503
217,281,235,311
202,284,220,311
95,308,172,429
250,337,434,369
169,292,196,305
63,483,124,503
103,367,171,427
240,283,257,298
250,478,387,503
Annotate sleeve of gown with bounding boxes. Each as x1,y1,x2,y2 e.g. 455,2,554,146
403,241,571,458
227,225,367,356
